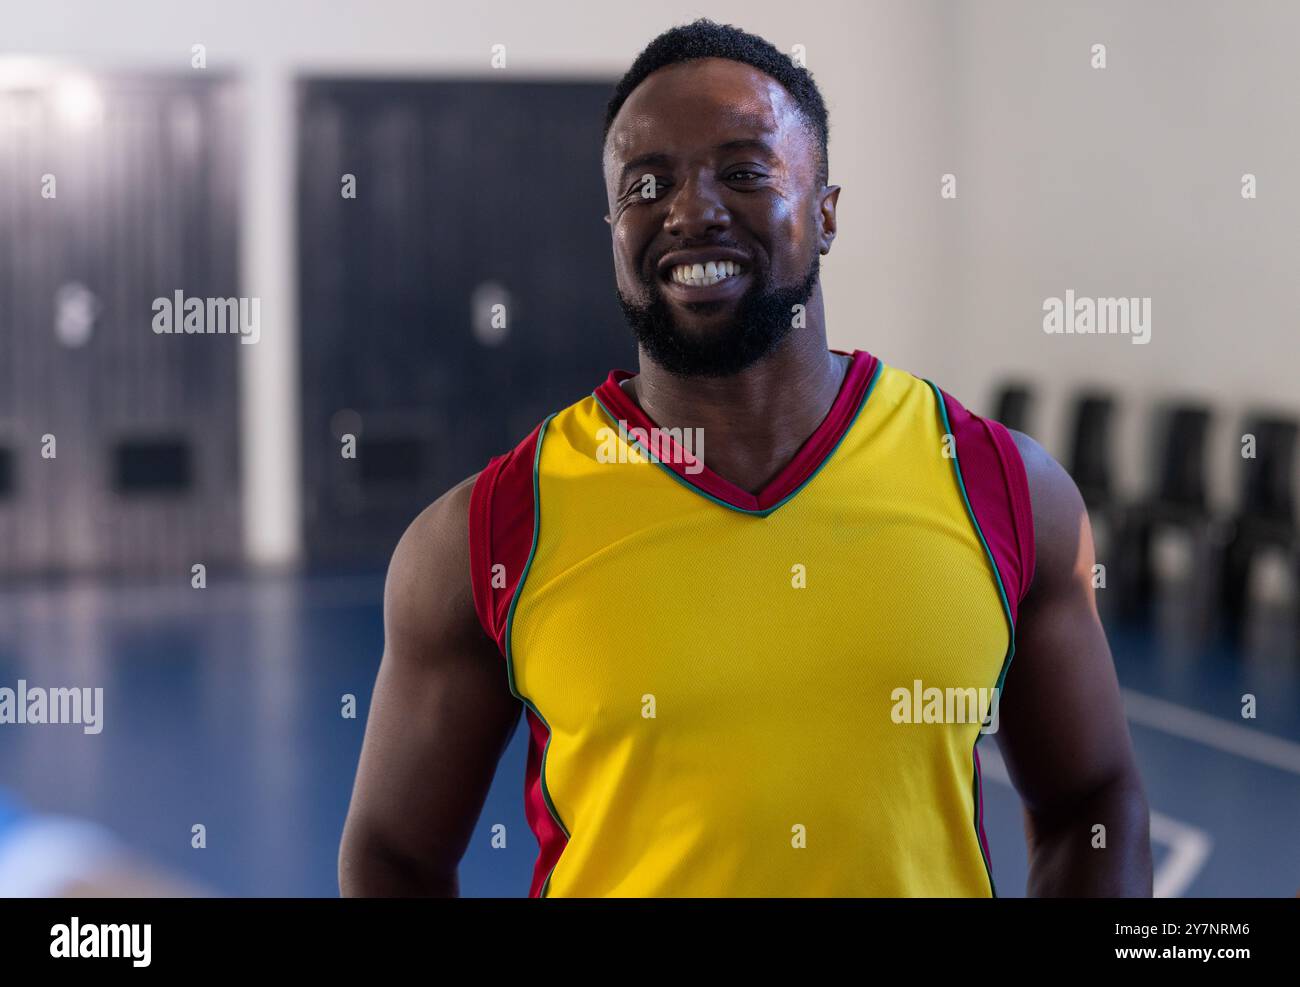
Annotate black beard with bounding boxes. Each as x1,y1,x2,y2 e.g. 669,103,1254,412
616,254,820,378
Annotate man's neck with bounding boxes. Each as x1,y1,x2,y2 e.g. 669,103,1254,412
620,321,849,496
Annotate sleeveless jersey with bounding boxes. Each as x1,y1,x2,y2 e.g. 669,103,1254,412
469,349,1035,897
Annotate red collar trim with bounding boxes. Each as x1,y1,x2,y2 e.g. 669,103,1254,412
591,349,879,513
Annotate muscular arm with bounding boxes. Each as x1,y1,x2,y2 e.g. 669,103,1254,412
339,475,521,896
994,431,1152,896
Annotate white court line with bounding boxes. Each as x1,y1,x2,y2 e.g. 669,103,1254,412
978,744,1213,898
1120,688,1300,777
1147,814,1214,900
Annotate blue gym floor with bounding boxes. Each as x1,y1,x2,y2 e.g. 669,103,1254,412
0,569,1296,897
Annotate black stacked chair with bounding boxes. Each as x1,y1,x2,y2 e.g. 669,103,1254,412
1219,415,1298,632
1152,406,1213,519
1067,392,1117,513
1114,404,1215,620
1063,392,1122,585
992,382,1034,435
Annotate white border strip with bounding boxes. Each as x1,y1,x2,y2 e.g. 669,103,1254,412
1121,688,1300,777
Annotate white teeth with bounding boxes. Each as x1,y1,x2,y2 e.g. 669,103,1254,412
669,259,744,287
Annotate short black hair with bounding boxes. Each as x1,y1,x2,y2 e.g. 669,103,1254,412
603,18,830,186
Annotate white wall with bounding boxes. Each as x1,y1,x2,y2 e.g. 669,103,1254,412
948,0,1300,504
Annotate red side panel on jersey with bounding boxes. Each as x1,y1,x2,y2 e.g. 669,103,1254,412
468,421,569,897
521,707,563,897
469,423,542,655
937,387,1035,897
938,388,1036,623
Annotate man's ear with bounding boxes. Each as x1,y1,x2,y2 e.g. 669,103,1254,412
604,214,611,224
818,185,841,254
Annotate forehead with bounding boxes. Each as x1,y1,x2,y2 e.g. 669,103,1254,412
604,57,808,168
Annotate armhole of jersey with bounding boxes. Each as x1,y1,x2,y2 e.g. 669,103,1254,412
468,417,570,897
986,417,1037,600
468,423,543,657
937,386,1037,623
468,455,504,651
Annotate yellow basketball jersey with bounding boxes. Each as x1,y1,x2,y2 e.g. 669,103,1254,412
470,350,1035,897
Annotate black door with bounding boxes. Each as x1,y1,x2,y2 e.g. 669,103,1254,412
297,78,634,566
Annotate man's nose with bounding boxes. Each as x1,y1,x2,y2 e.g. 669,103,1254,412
664,175,730,239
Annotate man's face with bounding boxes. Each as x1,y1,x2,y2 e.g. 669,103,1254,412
603,58,839,377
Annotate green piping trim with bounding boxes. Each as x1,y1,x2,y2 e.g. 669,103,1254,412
590,358,884,518
926,378,1017,899
502,412,570,899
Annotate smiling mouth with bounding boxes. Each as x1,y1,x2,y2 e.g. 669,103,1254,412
665,260,746,288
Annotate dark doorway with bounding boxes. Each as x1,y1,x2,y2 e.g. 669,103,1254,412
297,78,634,566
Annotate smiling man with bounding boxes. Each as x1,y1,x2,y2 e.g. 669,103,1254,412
340,19,1152,898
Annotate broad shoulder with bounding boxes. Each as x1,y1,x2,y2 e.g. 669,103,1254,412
384,473,482,657
1006,429,1090,596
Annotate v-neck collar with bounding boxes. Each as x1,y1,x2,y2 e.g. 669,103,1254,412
591,349,881,516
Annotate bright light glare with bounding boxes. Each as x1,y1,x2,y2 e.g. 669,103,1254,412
54,75,102,127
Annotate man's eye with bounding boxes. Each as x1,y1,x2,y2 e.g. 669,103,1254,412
628,178,670,199
727,170,764,182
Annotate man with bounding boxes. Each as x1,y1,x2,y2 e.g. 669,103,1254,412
340,19,1151,897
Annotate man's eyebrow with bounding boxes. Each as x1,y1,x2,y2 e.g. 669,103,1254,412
619,152,674,184
617,138,778,184
714,138,778,158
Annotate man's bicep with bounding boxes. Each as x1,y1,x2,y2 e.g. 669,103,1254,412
348,632,519,886
994,434,1137,818
340,477,521,895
